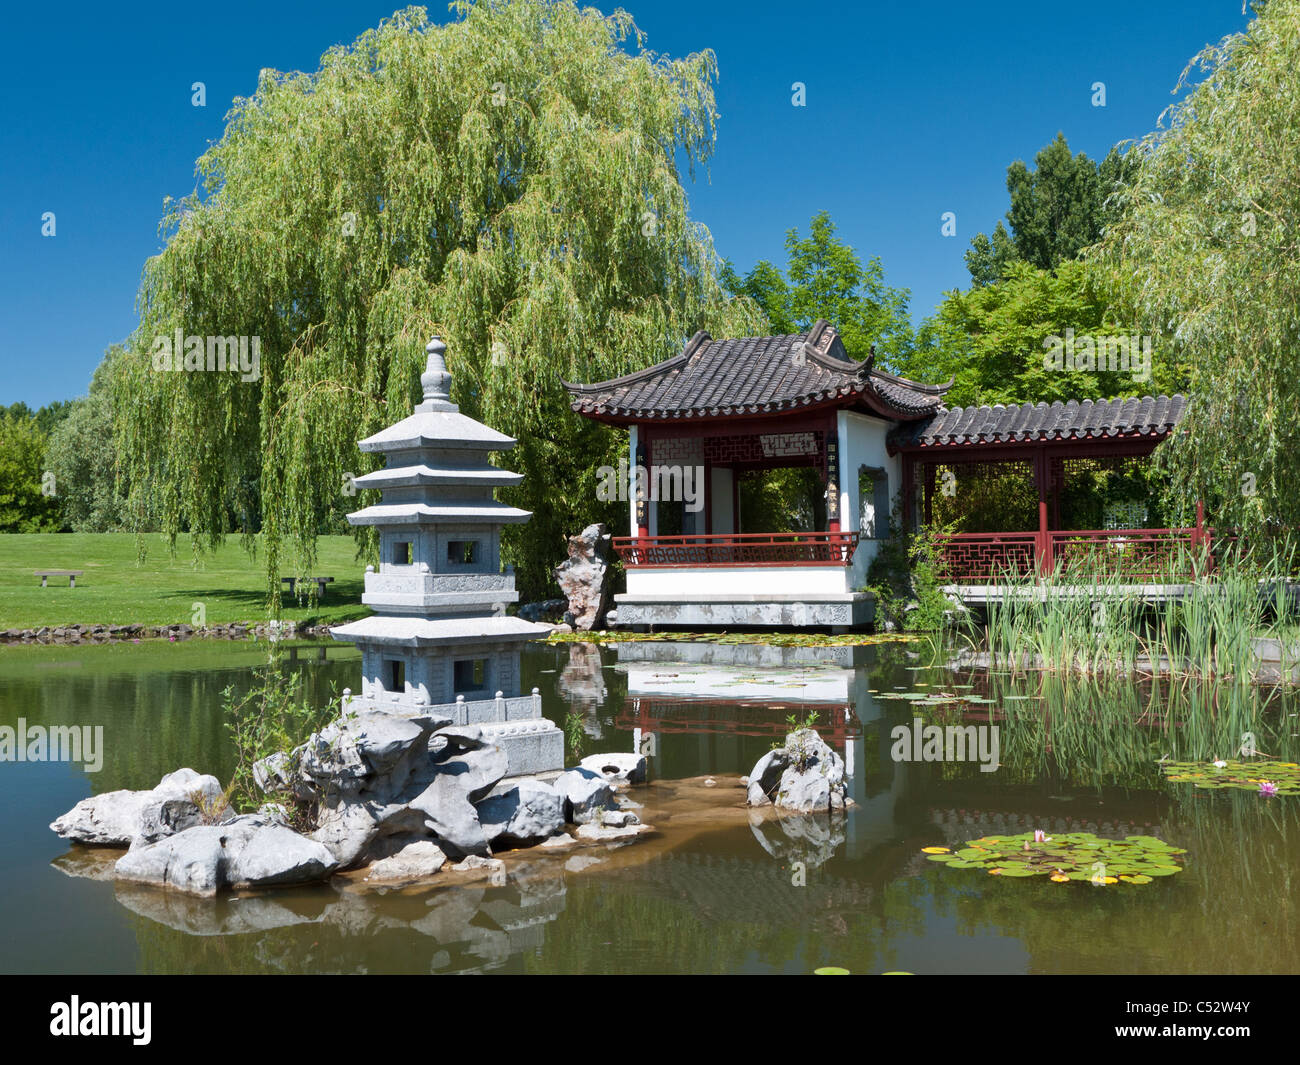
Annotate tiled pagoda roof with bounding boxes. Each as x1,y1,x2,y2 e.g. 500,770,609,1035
889,395,1187,451
563,319,949,424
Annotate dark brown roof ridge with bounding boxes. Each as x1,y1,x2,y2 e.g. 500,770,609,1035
564,320,948,423
890,394,1187,450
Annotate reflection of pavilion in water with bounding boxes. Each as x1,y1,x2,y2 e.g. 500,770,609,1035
612,640,908,859
616,640,870,730
615,640,869,746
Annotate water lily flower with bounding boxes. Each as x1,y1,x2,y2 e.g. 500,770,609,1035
1213,760,1227,769
1259,780,1278,797
1033,829,1051,843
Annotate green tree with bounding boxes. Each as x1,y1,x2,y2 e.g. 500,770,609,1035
3,400,75,438
966,133,1136,285
45,347,133,532
721,210,913,365
114,1,761,601
0,409,61,532
1092,0,1300,535
901,260,1175,408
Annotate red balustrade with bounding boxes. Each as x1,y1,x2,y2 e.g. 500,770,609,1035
613,530,861,568
936,532,1039,581
937,527,1223,581
616,699,860,741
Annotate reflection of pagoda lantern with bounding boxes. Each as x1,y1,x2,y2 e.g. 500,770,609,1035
330,338,564,776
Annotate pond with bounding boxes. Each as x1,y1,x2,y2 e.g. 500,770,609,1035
1,636,1297,974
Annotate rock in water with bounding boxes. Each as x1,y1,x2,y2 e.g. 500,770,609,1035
50,768,229,847
365,841,447,883
744,748,791,807
114,815,339,896
579,752,647,785
553,768,615,823
554,523,613,630
476,778,565,846
575,822,652,842
745,730,846,814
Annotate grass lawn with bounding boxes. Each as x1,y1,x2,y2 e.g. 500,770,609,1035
0,533,374,629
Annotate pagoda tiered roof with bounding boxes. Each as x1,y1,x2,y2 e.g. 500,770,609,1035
344,500,533,525
351,462,524,492
359,410,517,453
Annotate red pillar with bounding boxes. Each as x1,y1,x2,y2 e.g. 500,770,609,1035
1034,448,1050,575
1195,498,1210,574
703,458,713,535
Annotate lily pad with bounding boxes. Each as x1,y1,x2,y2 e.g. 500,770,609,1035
921,831,1185,886
1161,759,1300,795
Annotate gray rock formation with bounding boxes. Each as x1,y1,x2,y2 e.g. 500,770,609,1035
50,768,229,846
579,751,647,785
475,778,565,847
554,523,613,630
553,768,615,823
114,815,339,896
365,841,447,883
745,729,846,814
252,709,511,864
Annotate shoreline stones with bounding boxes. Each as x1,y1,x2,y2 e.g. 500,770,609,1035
1,619,333,645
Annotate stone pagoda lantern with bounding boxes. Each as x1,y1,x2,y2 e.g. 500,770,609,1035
331,337,564,777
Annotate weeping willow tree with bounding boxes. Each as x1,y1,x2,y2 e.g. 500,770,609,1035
1092,0,1300,546
116,0,762,602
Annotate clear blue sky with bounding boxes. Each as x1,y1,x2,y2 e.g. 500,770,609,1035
0,1,1252,408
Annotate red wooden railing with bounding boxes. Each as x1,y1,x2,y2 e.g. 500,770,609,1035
937,527,1225,581
613,530,861,568
617,699,861,741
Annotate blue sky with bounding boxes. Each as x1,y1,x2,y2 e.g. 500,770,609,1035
0,1,1252,408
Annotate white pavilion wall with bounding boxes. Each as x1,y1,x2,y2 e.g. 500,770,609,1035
837,410,901,590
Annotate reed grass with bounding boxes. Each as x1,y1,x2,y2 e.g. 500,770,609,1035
971,537,1300,684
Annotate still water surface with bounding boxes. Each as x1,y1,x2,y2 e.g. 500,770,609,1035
0,637,1296,974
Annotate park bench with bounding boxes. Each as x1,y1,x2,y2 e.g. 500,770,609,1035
280,576,335,600
35,570,84,588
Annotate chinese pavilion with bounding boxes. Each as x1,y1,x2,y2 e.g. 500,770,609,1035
565,320,1200,628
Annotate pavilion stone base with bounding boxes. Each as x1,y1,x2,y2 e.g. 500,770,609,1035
344,691,564,777
612,592,874,630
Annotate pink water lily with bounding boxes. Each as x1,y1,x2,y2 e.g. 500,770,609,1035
1033,829,1051,843
1259,781,1278,797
